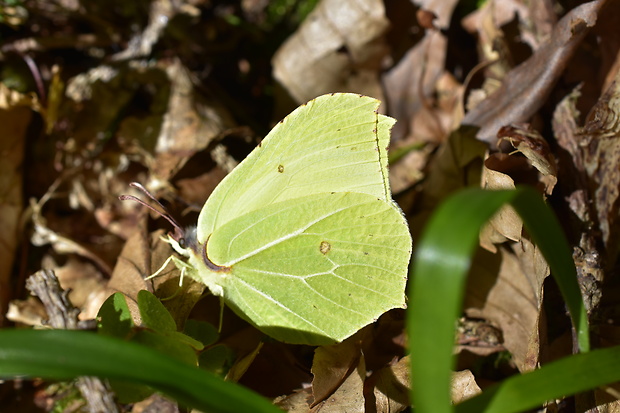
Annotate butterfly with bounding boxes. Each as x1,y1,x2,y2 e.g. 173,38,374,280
125,93,412,345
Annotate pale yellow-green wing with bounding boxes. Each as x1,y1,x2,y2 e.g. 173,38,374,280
196,93,394,242
187,192,410,345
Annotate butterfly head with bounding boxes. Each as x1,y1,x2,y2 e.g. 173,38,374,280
166,225,200,257
119,182,201,256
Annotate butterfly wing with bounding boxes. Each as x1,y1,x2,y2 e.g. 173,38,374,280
190,192,411,345
196,93,395,242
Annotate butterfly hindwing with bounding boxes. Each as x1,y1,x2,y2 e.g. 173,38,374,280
195,192,410,345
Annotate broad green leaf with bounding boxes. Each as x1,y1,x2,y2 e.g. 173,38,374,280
200,344,235,376
97,292,134,338
132,330,198,366
183,319,219,347
408,186,589,413
138,289,177,333
0,329,280,413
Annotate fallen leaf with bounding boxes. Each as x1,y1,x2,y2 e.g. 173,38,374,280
311,335,365,410
451,369,482,404
273,0,390,102
464,245,546,371
371,355,410,413
0,84,34,324
462,0,607,144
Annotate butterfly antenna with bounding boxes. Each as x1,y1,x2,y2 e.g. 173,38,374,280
119,182,186,243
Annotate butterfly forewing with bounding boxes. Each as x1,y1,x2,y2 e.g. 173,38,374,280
196,94,394,242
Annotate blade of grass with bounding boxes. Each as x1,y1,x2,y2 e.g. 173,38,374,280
0,329,281,413
455,346,620,413
408,186,589,413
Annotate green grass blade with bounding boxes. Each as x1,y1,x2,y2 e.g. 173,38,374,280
0,329,281,413
408,186,590,413
455,346,620,413
408,188,518,413
509,189,589,352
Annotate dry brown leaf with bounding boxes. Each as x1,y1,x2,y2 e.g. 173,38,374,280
310,358,365,412
311,336,365,410
480,162,521,252
52,257,107,321
581,76,620,263
463,0,607,144
451,370,482,404
553,63,620,276
107,229,204,328
594,388,620,413
0,84,34,324
370,358,482,411
273,389,313,413
384,0,461,143
28,185,114,278
371,355,410,413
6,296,48,326
383,32,448,142
462,0,515,102
272,0,389,103
497,125,558,195
465,244,546,371
132,393,178,413
409,128,487,239
388,144,432,194
479,123,558,252
151,59,234,173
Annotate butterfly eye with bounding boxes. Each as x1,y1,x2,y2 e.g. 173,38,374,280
178,238,187,249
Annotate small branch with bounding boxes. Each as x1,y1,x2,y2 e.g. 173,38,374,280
26,270,118,413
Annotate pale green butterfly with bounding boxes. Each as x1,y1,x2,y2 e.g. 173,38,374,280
126,93,412,345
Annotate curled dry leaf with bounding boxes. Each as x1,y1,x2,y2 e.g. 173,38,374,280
461,0,516,103
369,357,481,411
480,124,558,252
461,0,546,50
384,0,461,143
272,0,390,102
273,389,313,413
6,297,48,327
480,161,521,252
463,0,606,144
497,125,558,195
30,195,113,276
310,360,365,412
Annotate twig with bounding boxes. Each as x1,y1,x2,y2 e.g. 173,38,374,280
26,270,118,413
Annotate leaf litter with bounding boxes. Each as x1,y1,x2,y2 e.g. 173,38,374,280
2,0,620,411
